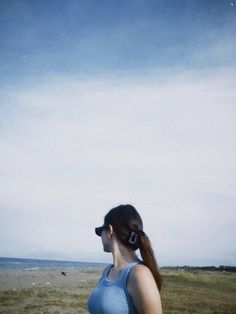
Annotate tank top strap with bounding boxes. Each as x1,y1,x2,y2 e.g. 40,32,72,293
121,261,141,293
104,264,114,278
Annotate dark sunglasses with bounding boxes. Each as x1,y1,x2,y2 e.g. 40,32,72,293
95,226,105,237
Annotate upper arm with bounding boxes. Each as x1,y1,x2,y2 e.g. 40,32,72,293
127,264,162,314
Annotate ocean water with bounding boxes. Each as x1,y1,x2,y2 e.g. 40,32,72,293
0,257,106,270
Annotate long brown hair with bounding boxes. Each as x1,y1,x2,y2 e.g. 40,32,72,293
103,204,162,291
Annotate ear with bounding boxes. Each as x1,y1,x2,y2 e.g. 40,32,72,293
107,224,114,237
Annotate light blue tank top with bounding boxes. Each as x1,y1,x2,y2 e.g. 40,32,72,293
87,261,141,314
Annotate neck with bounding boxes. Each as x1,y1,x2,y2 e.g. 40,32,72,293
111,240,139,269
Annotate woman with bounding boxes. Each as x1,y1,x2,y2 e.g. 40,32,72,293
87,204,163,314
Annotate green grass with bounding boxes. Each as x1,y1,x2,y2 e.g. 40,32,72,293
0,270,235,313
161,269,236,313
0,288,89,314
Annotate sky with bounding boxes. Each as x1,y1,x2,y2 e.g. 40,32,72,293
0,0,236,267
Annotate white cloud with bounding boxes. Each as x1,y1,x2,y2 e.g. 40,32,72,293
0,68,235,265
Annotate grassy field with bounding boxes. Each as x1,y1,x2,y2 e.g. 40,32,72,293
0,269,236,313
161,269,236,313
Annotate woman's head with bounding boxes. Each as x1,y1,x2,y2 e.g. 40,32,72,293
95,204,163,291
95,204,143,251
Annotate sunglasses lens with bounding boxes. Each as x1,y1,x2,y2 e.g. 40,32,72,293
95,226,103,236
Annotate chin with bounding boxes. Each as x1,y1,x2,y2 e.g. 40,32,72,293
103,246,111,253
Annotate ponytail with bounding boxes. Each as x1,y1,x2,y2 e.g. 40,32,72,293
138,230,162,291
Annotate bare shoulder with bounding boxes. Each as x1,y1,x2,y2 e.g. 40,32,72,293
128,264,162,314
129,264,155,284
132,263,152,275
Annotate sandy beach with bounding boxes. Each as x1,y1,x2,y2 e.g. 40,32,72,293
0,267,103,313
0,267,103,291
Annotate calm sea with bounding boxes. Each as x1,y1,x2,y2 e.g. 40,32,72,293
0,257,106,270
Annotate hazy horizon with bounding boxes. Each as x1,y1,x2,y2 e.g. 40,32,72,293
1,255,235,268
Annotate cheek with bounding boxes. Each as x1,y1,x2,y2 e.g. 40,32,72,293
101,235,111,252
101,230,108,242
101,235,106,244
101,234,106,245
102,235,108,246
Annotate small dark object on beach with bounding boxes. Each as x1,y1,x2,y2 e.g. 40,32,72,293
61,271,66,276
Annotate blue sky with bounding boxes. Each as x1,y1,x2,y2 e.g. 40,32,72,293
0,1,236,266
1,0,235,83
